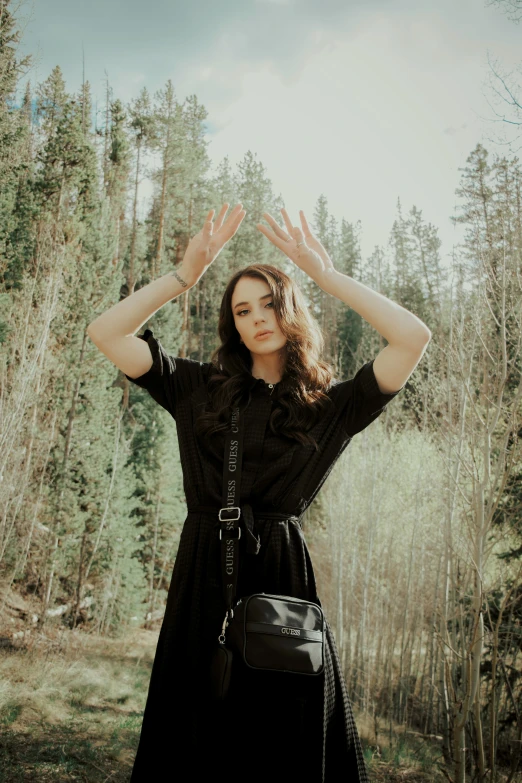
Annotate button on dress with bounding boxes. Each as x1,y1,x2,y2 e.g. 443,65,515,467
124,328,404,782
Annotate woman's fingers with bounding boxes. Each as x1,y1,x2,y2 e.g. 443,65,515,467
202,211,215,239
213,204,246,246
256,222,291,255
227,208,246,239
299,210,312,236
282,207,309,243
211,202,243,233
262,211,292,242
208,203,241,243
280,207,296,237
212,204,229,232
257,207,332,282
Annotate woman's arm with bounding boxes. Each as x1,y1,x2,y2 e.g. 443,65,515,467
87,265,195,344
317,270,431,394
86,266,197,380
255,207,431,394
87,203,245,379
317,268,431,346
256,207,430,346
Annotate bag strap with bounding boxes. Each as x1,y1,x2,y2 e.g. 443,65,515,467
219,406,242,615
220,404,264,617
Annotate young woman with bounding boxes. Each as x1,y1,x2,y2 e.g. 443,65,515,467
87,203,431,782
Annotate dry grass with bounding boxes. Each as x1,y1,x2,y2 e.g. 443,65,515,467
0,620,474,783
0,625,155,782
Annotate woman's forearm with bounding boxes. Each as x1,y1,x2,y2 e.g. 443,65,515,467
87,264,195,342
318,269,431,346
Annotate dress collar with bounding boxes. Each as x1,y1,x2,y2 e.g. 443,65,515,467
251,376,280,396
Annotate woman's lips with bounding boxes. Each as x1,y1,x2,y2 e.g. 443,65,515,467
254,332,273,340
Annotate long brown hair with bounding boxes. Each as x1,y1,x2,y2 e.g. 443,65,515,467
195,264,337,449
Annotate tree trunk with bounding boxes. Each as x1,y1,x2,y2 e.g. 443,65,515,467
154,123,171,279
72,530,88,629
129,139,141,295
40,331,89,626
146,496,161,628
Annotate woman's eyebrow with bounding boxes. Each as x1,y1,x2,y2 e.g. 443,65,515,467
233,293,272,309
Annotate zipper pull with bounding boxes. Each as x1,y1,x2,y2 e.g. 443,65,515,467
268,383,274,395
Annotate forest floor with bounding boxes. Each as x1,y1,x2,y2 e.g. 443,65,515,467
0,623,453,782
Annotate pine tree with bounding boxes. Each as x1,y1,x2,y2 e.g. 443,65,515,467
127,87,155,293
0,0,31,181
0,0,32,291
150,79,180,278
35,67,98,222
106,98,131,267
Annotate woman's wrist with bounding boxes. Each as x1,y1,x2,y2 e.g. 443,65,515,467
167,261,198,291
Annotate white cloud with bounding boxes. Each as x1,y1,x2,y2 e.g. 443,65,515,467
20,0,522,269
194,11,512,267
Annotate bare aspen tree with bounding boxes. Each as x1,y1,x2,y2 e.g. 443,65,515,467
437,146,522,782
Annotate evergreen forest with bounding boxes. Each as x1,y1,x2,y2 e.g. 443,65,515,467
1,1,521,780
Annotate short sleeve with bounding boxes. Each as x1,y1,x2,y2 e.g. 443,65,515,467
124,328,212,419
329,358,404,438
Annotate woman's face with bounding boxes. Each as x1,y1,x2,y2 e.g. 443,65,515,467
231,276,287,355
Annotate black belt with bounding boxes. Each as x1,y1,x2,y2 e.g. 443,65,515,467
187,503,303,556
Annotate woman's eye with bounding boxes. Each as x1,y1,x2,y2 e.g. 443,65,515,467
238,302,273,316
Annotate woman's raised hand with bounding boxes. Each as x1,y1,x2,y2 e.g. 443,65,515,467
256,208,335,286
181,203,246,285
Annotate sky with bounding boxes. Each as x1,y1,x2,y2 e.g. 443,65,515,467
16,0,522,270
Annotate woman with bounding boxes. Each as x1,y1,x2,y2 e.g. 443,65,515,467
87,203,431,782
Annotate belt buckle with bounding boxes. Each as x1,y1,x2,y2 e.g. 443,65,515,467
218,506,242,541
219,527,242,540
218,506,241,522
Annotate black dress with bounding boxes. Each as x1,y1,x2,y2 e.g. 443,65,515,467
124,329,404,783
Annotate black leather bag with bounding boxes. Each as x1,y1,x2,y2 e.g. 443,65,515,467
210,405,325,700
228,592,325,675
